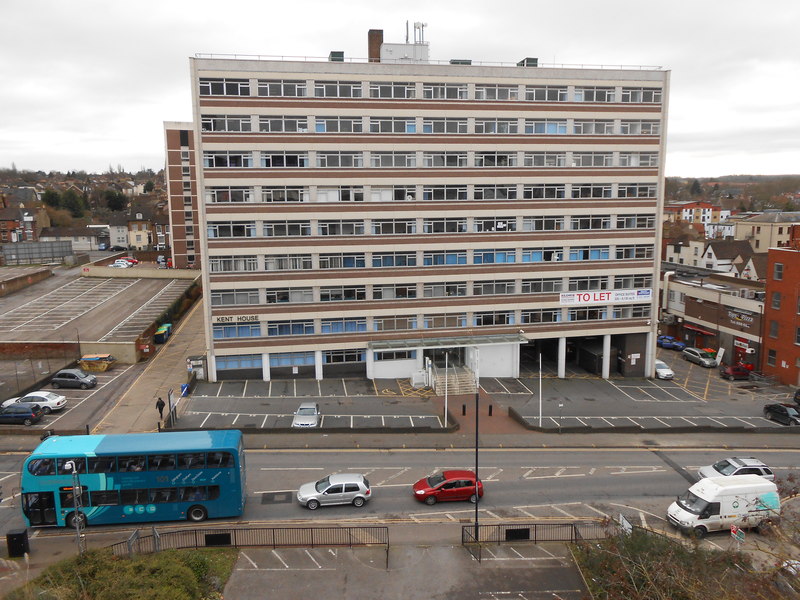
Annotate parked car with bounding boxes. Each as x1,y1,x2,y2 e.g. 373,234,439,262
0,402,44,426
108,245,126,252
719,364,752,381
291,402,320,428
2,391,66,414
654,359,674,380
109,261,131,268
697,457,774,481
98,243,108,251
119,257,139,264
296,473,371,510
681,347,717,367
657,335,686,351
412,470,483,505
794,388,800,405
763,403,800,426
51,368,97,390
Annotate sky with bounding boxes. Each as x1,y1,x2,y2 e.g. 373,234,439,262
2,0,799,178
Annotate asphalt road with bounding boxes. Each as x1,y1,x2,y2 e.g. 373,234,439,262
2,445,799,544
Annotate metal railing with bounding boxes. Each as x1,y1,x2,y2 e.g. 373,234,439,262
109,525,390,568
461,521,608,562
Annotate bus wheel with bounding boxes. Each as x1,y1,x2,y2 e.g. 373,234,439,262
66,511,86,529
187,505,207,522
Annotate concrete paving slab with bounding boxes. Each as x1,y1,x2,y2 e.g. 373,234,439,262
220,381,245,396
343,379,374,396
193,381,220,396
323,416,353,429
244,380,269,396
270,380,294,396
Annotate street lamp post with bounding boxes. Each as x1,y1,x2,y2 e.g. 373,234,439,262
64,461,86,555
474,347,480,540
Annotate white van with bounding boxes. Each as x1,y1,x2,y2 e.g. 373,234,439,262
667,474,780,538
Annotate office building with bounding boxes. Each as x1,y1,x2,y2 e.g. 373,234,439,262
188,29,669,382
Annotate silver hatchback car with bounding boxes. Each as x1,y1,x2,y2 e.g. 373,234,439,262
291,402,320,428
297,473,371,510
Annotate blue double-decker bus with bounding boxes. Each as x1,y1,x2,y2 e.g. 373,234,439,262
20,430,246,528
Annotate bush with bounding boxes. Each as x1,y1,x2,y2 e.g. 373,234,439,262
5,548,238,600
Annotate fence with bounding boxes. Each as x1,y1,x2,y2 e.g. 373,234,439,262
461,521,609,562
109,525,390,568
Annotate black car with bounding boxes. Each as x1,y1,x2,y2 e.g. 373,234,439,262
794,388,800,405
0,402,44,426
108,245,127,252
763,403,800,426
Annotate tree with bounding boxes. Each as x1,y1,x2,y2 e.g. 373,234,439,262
42,189,61,208
690,179,703,196
104,190,126,211
61,188,84,217
144,180,155,193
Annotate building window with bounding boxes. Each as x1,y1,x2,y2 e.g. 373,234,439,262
619,152,659,167
620,120,661,135
475,119,519,134
208,256,258,273
369,117,416,133
323,350,366,364
571,152,613,167
422,186,467,201
474,311,515,326
525,119,567,135
474,185,517,201
524,86,567,102
315,152,363,168
314,80,362,98
770,320,779,338
371,252,417,267
320,318,367,333
521,278,563,294
573,120,614,135
475,152,517,167
209,289,260,306
767,349,777,366
475,84,519,100
257,80,307,97
524,152,567,167
523,184,565,199
370,152,416,168
422,118,468,134
774,263,784,280
568,307,607,321
373,316,417,331
319,286,366,302
269,352,315,367
423,251,467,266
318,220,365,235
521,247,563,263
207,222,257,238
422,218,467,234
369,82,415,99
374,284,417,299
264,255,312,271
423,152,467,167
422,83,468,99
570,246,610,261
258,116,308,133
621,87,662,103
569,276,608,291
261,152,308,168
265,288,313,303
572,184,613,199
319,253,366,269
614,274,652,289
771,291,782,309
264,221,312,237
262,187,309,203
617,215,656,229
796,327,800,345
574,87,615,102
423,314,467,329
315,116,363,133
203,151,253,168
216,354,262,370
372,219,416,235
199,78,250,96
375,350,417,361
473,217,516,232
473,280,515,295
473,249,516,264
521,309,561,323
267,320,315,336
317,186,364,202
618,184,657,198
571,216,611,230
213,323,261,339
615,245,653,260
423,282,466,298
201,115,252,132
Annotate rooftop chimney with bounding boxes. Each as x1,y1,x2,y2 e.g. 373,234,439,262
368,29,383,63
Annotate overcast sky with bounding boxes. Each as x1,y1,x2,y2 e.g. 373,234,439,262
2,0,799,177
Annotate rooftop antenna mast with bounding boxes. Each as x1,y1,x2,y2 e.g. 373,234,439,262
405,21,409,43
414,22,427,43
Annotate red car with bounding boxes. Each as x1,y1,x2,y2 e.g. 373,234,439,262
120,257,139,264
719,364,751,381
412,470,483,505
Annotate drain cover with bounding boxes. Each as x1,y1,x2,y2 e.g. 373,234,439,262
262,492,293,504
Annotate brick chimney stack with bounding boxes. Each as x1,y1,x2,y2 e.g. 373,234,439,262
368,29,383,62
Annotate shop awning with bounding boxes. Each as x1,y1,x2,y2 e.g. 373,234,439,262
684,324,716,336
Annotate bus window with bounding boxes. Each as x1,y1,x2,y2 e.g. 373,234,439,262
183,486,207,501
177,453,205,469
208,486,220,500
59,489,88,508
148,454,176,471
90,490,120,506
57,458,87,475
28,459,55,476
118,456,146,472
88,456,117,473
208,452,234,468
120,489,148,505
22,492,57,525
150,488,178,503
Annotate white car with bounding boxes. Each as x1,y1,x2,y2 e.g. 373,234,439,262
291,402,320,428
2,391,67,414
654,359,674,380
109,261,131,268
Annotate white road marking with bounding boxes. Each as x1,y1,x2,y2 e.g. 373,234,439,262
272,549,289,568
241,551,258,569
304,549,322,568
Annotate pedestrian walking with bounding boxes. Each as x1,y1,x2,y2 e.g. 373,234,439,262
156,397,165,420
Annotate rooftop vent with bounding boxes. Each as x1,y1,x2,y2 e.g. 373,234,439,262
328,51,344,62
517,57,539,67
449,58,472,65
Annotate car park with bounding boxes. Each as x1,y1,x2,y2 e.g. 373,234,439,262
657,335,686,351
291,402,320,428
412,470,483,505
719,364,752,381
2,391,66,414
697,457,775,481
0,402,44,426
50,368,97,390
654,359,674,380
681,347,717,367
763,403,800,426
296,473,371,510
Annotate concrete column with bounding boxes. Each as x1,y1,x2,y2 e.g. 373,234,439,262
602,334,611,379
314,350,323,380
262,354,271,381
645,330,654,378
366,348,375,380
558,337,566,379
